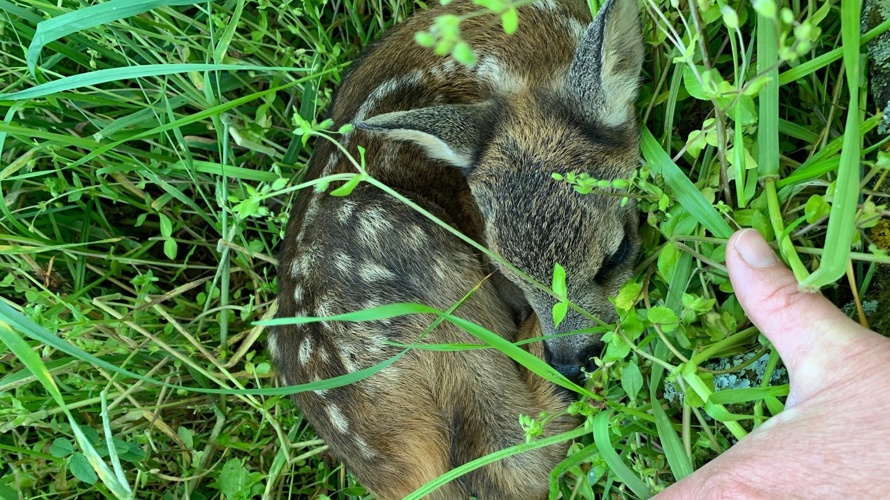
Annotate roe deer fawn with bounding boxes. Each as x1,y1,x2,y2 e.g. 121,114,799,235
271,0,643,497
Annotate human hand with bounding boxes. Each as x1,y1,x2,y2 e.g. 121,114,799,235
657,229,890,498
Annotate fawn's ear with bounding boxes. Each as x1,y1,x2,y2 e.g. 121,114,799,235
354,101,498,170
566,0,643,127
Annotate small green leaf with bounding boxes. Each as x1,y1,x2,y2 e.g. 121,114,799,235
158,213,172,238
415,31,436,47
501,8,518,34
648,306,679,332
621,360,643,401
211,458,264,498
452,41,477,66
50,438,74,458
804,194,831,223
552,263,567,298
620,315,645,341
330,175,362,197
178,427,194,450
657,242,681,279
68,453,99,484
614,282,642,311
603,334,630,362
163,238,178,260
552,302,568,329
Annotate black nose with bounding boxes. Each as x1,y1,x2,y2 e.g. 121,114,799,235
553,363,583,383
544,343,599,384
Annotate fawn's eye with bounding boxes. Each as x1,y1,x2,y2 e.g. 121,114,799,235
594,235,630,284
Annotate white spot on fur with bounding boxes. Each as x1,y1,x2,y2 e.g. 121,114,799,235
298,337,313,365
357,207,394,247
339,344,360,373
359,263,397,282
406,224,428,249
299,252,314,273
267,334,280,360
431,258,450,283
323,152,341,175
337,200,356,223
325,404,350,433
334,252,354,274
354,435,376,459
289,258,302,278
316,299,335,330
475,56,523,94
533,0,558,11
292,284,304,304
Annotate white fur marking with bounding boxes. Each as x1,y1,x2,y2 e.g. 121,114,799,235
359,263,397,282
354,435,376,459
292,284,304,304
325,404,350,433
323,152,341,175
298,337,313,365
334,252,355,274
406,224,428,249
289,258,302,278
337,200,356,223
475,56,522,94
267,334,280,360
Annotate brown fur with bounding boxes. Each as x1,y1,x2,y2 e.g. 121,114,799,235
271,0,644,497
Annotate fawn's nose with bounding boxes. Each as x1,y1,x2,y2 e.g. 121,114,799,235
553,363,583,383
544,344,598,384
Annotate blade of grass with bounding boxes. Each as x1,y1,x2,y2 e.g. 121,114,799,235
26,0,201,76
798,0,862,291
592,410,652,499
0,64,310,101
757,9,808,282
642,127,734,239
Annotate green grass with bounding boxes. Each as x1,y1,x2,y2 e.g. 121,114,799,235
0,0,888,498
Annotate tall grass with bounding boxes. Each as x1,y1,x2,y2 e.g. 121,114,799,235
0,0,887,498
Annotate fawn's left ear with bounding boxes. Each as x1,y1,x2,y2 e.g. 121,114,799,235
565,0,644,127
354,100,499,170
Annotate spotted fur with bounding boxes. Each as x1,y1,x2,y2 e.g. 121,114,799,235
272,0,643,497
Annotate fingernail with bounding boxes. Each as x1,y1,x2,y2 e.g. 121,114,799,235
735,229,779,268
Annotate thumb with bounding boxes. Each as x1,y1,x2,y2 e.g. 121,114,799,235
726,229,870,402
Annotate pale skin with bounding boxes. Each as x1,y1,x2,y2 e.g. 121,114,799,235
656,229,890,498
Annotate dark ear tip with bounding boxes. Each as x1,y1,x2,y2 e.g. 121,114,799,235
352,121,382,132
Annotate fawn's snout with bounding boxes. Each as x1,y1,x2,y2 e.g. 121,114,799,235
544,342,600,383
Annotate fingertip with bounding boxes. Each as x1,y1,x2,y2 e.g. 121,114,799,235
730,229,780,269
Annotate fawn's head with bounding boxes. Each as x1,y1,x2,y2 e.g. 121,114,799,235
356,0,644,381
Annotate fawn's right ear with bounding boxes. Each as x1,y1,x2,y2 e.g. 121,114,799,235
354,100,499,171
566,0,643,127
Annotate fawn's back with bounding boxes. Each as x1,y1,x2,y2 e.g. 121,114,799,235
271,0,644,497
